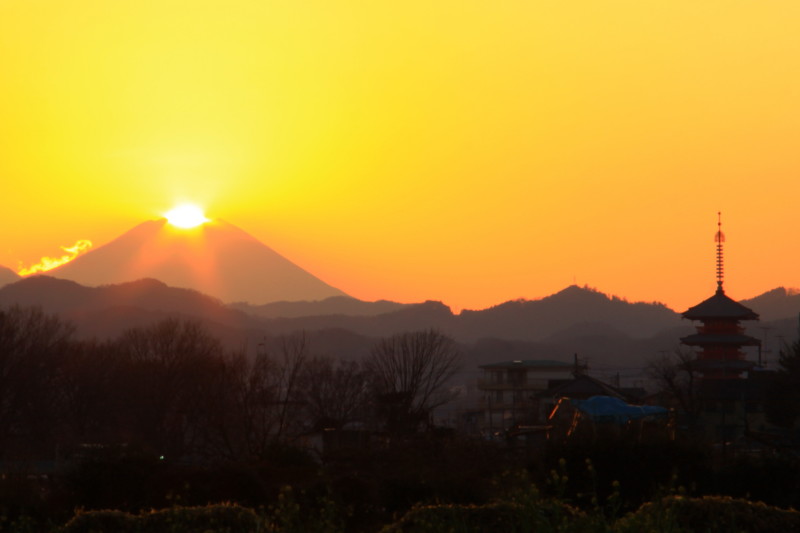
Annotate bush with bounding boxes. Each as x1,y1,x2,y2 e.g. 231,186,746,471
62,503,260,533
616,495,800,533
380,499,586,533
62,509,138,533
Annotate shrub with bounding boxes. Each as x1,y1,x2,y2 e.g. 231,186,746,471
380,499,586,533
62,509,138,533
62,503,261,533
616,495,800,533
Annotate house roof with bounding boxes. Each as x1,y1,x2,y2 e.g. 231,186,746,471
571,396,669,424
538,374,628,401
682,288,759,321
479,359,573,369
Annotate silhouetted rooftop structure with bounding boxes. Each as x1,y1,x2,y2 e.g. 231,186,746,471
539,374,630,402
683,288,759,321
680,213,760,380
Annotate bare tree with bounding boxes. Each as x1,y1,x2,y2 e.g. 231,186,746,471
0,305,75,458
365,329,462,434
196,332,311,461
647,348,700,419
299,356,369,430
113,318,225,458
57,338,123,445
764,324,800,428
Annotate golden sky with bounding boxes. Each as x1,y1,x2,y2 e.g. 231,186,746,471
2,1,799,311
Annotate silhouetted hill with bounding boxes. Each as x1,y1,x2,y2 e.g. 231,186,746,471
452,285,682,341
0,276,262,343
742,287,800,322
46,218,347,304
232,296,408,318
259,300,457,338
0,276,386,363
4,275,798,382
0,265,20,288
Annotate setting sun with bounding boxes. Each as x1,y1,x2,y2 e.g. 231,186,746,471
165,205,209,229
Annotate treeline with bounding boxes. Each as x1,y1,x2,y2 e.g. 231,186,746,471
0,305,461,464
6,305,800,531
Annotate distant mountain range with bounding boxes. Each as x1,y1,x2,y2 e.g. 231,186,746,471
0,275,261,344
38,218,347,304
1,217,799,379
741,287,800,322
2,275,799,378
240,285,684,342
231,297,407,318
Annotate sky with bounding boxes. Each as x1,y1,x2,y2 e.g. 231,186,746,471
2,1,799,312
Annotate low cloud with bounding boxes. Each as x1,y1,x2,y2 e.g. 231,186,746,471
18,239,93,276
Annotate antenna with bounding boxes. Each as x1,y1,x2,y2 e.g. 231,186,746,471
760,326,773,368
715,211,725,293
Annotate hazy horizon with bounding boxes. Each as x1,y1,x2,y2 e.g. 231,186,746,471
4,216,799,314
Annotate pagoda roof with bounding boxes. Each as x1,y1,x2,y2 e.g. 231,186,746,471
682,288,759,321
680,333,761,347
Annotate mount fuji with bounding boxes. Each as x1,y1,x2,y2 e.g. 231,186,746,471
44,218,347,304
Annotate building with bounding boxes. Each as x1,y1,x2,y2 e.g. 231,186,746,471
679,214,767,445
680,213,761,380
538,374,646,420
477,359,577,435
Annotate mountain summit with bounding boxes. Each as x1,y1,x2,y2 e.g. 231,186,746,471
44,218,347,304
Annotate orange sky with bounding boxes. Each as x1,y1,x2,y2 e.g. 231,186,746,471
2,1,799,312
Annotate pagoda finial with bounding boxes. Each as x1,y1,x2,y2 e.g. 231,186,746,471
715,211,725,293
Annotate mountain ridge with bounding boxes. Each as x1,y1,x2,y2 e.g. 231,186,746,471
3,277,798,378
3,277,797,344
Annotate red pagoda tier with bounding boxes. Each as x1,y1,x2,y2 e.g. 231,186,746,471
680,214,760,380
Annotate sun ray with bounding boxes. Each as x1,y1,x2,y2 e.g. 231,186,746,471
164,205,209,229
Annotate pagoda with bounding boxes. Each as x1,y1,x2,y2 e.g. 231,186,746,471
680,214,760,380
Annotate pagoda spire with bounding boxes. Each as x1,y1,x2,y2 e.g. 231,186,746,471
715,211,725,294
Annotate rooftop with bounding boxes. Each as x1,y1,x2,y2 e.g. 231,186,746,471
682,288,760,321
479,359,573,369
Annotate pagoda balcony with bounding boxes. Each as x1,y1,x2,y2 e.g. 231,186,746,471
695,324,745,335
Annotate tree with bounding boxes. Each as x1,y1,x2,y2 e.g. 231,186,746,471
0,305,75,458
112,318,225,458
764,320,800,428
365,329,462,434
196,332,311,461
57,338,123,445
647,347,701,420
299,356,369,430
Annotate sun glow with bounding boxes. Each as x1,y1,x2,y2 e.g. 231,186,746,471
165,205,209,229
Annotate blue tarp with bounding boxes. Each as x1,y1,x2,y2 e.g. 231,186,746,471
571,396,669,424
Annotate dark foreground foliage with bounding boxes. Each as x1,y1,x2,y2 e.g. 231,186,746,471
616,495,800,533
63,503,260,533
10,494,792,533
